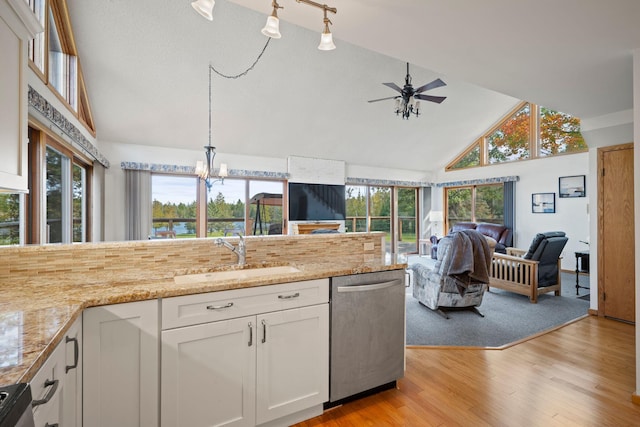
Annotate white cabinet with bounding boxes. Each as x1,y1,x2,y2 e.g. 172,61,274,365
161,279,329,427
30,315,82,427
63,316,82,427
162,315,256,427
0,0,42,192
83,300,159,427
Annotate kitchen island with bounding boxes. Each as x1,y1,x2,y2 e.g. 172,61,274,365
0,232,405,386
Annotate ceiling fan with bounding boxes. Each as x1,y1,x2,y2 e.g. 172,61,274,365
368,62,447,119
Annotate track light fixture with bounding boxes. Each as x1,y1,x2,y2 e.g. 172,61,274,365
191,0,336,50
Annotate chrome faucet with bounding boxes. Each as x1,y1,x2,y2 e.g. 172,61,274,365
215,232,246,265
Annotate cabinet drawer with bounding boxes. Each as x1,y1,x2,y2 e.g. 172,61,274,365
162,279,329,329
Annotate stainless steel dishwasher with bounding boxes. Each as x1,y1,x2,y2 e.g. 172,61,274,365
329,269,405,404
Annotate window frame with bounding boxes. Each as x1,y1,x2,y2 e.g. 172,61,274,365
446,102,587,171
26,125,92,244
27,0,96,136
444,183,505,232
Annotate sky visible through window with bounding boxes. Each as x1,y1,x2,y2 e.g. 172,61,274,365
152,176,280,205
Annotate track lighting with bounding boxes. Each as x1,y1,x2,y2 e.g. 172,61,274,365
191,0,336,50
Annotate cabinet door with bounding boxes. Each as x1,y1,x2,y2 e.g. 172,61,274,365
83,300,159,427
0,0,39,192
31,337,64,427
256,304,329,425
62,316,82,427
162,316,256,427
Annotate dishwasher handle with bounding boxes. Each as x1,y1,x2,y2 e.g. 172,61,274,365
337,279,401,293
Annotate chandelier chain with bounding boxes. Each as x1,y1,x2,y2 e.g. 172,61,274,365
209,38,272,80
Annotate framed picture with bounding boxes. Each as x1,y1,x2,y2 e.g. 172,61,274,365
532,193,556,213
559,175,586,198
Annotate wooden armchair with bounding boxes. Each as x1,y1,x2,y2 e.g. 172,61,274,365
489,231,568,303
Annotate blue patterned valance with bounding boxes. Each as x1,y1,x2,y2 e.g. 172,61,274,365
436,175,519,188
120,162,289,180
28,86,110,168
346,177,433,187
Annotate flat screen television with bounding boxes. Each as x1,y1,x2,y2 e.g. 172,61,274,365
288,183,346,221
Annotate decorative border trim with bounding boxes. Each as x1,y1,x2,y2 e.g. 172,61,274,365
436,175,519,188
28,86,110,168
346,177,433,187
120,162,289,179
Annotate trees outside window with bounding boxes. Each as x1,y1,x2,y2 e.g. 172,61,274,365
447,102,586,171
445,184,504,230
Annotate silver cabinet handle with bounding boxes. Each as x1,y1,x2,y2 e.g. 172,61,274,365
337,279,401,293
248,322,253,347
65,336,79,373
45,424,59,427
206,302,233,310
32,379,59,407
278,292,300,300
261,319,267,343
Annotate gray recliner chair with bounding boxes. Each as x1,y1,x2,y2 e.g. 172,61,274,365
410,229,495,319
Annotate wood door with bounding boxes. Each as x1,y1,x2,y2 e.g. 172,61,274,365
600,144,635,323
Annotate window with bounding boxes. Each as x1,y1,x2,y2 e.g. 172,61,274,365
45,144,89,244
0,194,20,246
397,188,418,254
27,0,96,134
345,186,367,232
487,103,530,164
48,6,77,110
539,107,587,156
445,184,504,230
346,184,420,254
447,102,586,170
149,175,284,238
27,0,46,74
152,175,198,238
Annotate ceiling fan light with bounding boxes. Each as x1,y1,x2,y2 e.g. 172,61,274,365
318,31,336,50
261,16,281,38
191,0,215,21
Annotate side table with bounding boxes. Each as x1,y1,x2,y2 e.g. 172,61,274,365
575,251,590,295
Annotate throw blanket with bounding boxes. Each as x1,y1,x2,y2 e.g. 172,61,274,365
444,229,491,296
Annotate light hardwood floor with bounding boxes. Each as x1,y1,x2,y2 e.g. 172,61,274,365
296,316,639,426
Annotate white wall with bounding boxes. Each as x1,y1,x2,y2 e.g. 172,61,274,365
432,153,590,271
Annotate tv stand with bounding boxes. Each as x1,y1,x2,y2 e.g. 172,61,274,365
294,223,341,235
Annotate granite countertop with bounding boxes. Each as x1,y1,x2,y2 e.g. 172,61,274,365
0,258,406,386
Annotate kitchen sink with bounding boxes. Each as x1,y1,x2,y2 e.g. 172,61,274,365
174,265,301,285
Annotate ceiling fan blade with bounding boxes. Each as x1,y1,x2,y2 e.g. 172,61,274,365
382,82,403,93
415,78,446,94
367,96,400,103
415,94,447,104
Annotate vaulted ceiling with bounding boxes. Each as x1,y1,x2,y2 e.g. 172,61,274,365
66,0,640,172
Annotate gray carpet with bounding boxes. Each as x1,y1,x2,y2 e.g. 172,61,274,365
406,256,590,347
